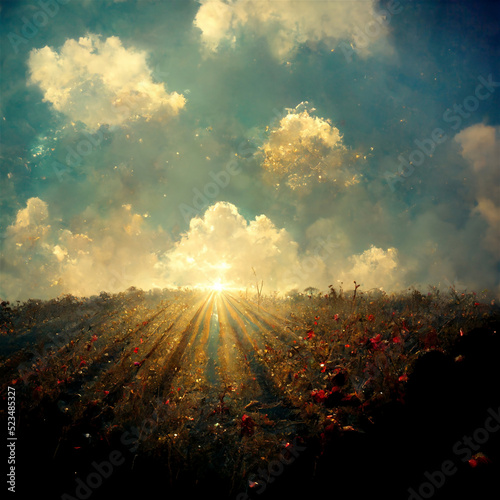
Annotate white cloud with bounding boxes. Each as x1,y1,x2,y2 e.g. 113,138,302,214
0,199,171,300
1,200,406,300
162,202,404,294
161,201,301,290
343,245,400,291
260,103,359,191
9,197,50,240
455,124,500,257
194,0,393,60
28,34,185,130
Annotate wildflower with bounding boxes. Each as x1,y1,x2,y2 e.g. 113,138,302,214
369,333,385,351
241,414,255,436
468,453,490,467
305,330,315,340
311,389,327,403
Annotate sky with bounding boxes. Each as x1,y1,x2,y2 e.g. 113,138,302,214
0,0,499,301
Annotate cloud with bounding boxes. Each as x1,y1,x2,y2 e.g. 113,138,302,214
1,199,410,299
161,201,301,290
0,198,171,300
259,103,359,192
343,245,400,291
161,202,405,294
28,34,186,130
455,123,500,257
194,0,393,60
8,197,50,240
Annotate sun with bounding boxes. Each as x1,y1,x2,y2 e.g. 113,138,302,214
211,282,225,292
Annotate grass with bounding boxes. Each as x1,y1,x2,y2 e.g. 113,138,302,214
0,285,499,499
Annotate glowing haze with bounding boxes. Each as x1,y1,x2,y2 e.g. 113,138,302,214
1,0,499,301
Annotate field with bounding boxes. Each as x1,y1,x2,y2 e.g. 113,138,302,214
1,286,499,499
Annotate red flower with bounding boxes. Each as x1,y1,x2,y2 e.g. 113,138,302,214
468,453,490,467
306,330,315,340
369,334,385,351
311,389,327,403
241,414,255,436
366,314,375,322
334,314,339,321
134,347,139,353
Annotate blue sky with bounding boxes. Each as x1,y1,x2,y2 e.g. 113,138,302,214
0,0,499,300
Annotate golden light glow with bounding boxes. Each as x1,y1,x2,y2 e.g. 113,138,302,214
211,282,225,292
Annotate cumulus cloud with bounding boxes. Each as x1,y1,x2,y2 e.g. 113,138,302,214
161,201,301,290
28,35,186,130
1,199,409,299
455,123,500,257
194,0,393,60
342,245,400,291
259,103,359,192
0,198,171,300
160,202,404,294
